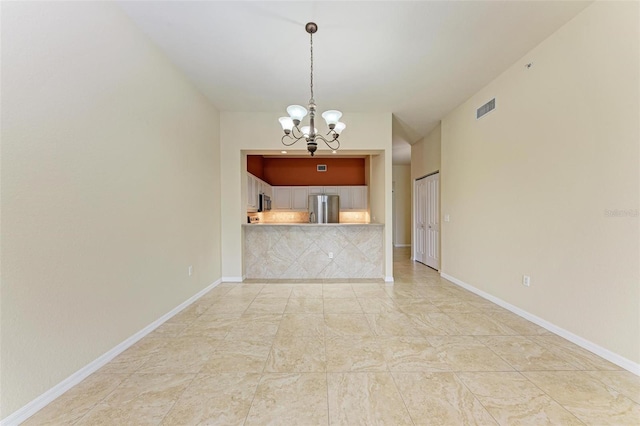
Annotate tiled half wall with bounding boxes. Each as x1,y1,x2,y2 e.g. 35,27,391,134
243,225,383,279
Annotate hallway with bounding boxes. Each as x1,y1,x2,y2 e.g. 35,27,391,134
25,249,640,425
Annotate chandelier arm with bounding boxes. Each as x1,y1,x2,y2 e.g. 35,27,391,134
281,134,306,146
315,134,341,150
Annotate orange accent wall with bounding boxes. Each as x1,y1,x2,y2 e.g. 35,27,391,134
258,157,365,186
247,155,265,180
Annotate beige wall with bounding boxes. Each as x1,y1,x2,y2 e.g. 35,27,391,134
1,2,221,416
441,2,639,364
411,124,442,261
220,112,393,280
411,123,441,181
392,165,412,246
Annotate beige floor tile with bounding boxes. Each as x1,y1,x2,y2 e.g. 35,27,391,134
366,312,424,336
446,312,519,335
326,336,387,372
136,336,220,374
327,372,413,425
180,314,239,338
204,299,253,315
324,297,364,313
392,372,497,425
426,336,514,372
430,299,479,313
290,284,323,298
478,336,578,371
524,371,640,425
245,373,328,426
324,314,374,337
223,284,265,297
529,335,622,370
23,372,128,425
161,372,260,425
457,372,584,425
201,339,272,373
265,334,326,372
277,313,325,337
351,284,390,298
358,297,401,314
256,284,293,298
586,370,640,404
146,322,188,339
490,312,549,335
394,298,441,314
75,373,194,426
404,312,455,336
28,248,634,426
244,297,289,314
380,336,450,372
225,313,282,340
323,284,356,298
285,297,324,313
99,337,169,374
165,303,207,324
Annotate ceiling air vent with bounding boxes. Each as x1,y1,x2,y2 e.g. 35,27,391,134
476,98,496,119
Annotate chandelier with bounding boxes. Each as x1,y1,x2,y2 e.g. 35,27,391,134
278,22,345,156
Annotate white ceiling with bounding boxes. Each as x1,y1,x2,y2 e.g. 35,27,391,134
119,1,591,164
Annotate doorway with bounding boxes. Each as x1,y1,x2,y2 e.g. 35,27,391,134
414,172,439,270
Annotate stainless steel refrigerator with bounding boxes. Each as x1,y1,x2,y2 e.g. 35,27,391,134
308,194,340,223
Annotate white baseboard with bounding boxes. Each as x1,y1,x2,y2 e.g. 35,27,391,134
1,279,223,426
440,273,640,376
384,276,394,283
221,276,243,282
393,244,410,248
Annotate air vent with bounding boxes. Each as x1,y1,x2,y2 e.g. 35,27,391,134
476,98,496,119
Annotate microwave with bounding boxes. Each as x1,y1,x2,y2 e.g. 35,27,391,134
259,194,271,212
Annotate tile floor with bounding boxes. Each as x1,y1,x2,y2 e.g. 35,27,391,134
25,248,640,425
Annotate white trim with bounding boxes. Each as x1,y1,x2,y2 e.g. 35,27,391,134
393,244,410,247
1,279,223,426
384,276,394,283
440,273,640,376
222,276,243,282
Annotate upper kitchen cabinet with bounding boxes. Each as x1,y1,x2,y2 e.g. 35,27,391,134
308,186,338,195
247,172,258,211
338,186,368,210
273,186,308,211
247,172,272,211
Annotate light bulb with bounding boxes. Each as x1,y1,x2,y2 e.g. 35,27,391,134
300,126,317,138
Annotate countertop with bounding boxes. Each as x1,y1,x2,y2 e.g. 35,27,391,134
242,222,383,227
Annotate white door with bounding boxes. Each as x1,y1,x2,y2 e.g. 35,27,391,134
414,178,427,264
425,173,439,270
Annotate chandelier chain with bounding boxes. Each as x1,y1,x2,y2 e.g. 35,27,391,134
309,31,314,102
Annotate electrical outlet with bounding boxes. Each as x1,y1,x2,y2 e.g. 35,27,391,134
444,214,450,222
328,252,334,259
188,266,193,277
522,275,530,287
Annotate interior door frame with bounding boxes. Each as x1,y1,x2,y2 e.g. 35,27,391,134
413,170,440,266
